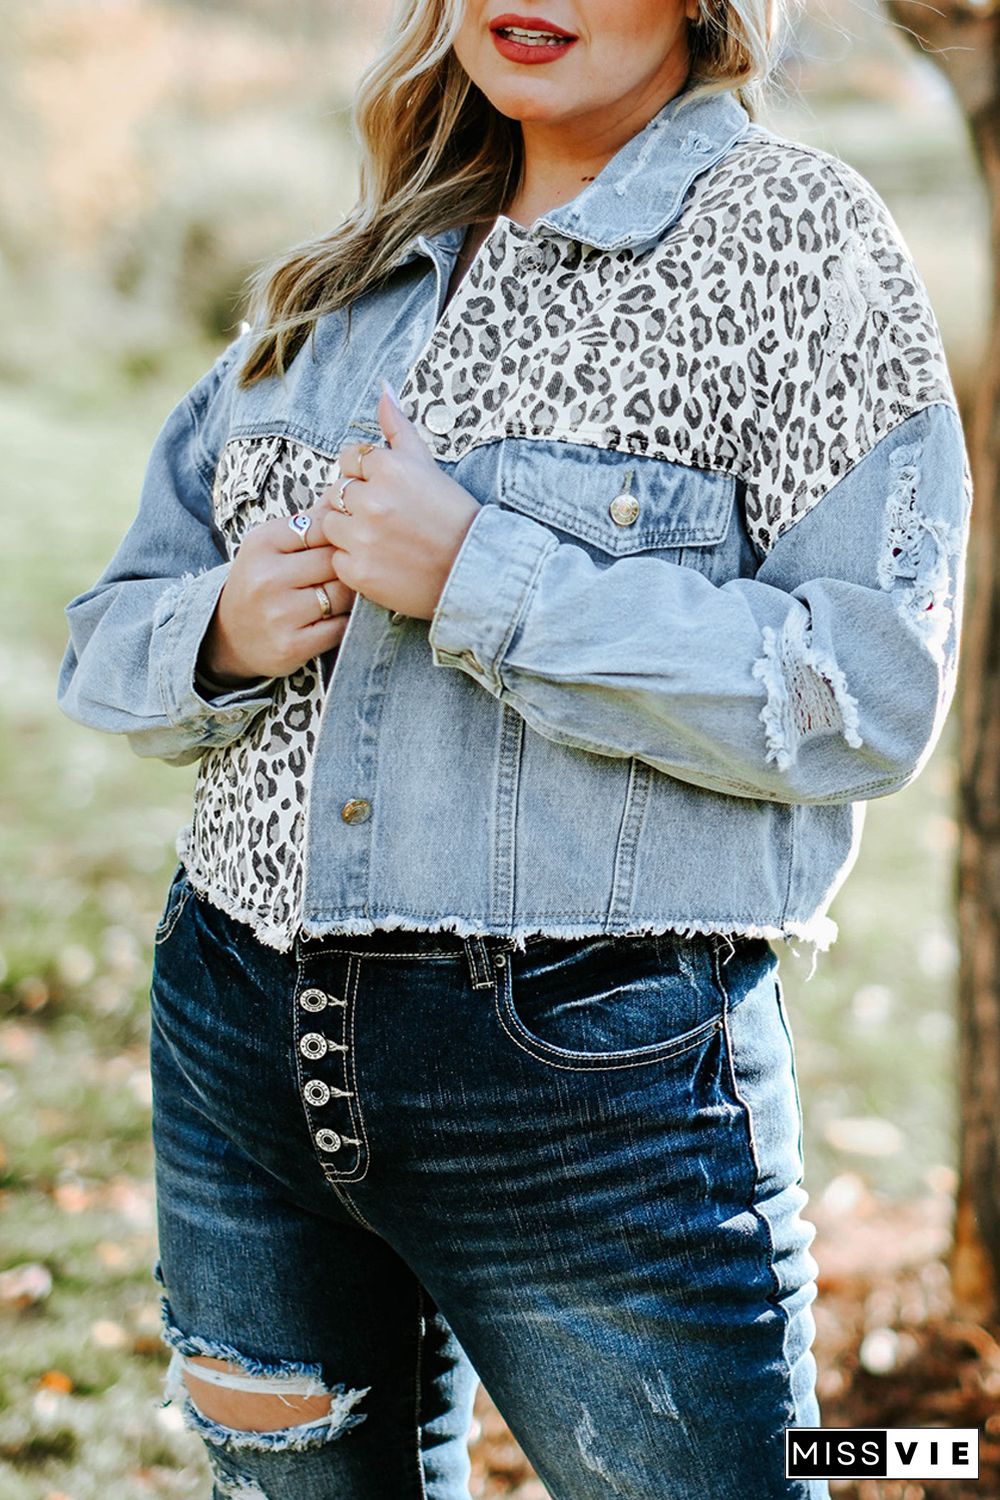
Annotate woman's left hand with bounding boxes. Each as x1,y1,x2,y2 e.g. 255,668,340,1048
321,383,482,621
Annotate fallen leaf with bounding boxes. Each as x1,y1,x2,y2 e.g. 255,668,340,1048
0,1262,53,1306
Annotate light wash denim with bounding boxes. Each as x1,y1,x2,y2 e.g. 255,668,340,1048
151,867,827,1499
56,81,972,964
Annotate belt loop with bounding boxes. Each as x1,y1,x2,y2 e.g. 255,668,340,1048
462,934,494,990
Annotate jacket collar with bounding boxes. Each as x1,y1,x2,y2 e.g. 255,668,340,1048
394,81,751,268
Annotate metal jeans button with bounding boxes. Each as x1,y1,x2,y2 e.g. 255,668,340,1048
300,1033,328,1060
299,988,329,1012
315,1129,342,1152
304,1080,331,1107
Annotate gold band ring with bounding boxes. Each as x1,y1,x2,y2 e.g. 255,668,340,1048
357,441,376,480
313,585,333,621
333,475,360,515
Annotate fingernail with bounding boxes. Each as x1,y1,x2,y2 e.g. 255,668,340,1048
381,376,403,410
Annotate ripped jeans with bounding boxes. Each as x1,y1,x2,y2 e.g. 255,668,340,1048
149,866,829,1500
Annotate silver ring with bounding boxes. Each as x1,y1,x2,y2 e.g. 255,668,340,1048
288,513,312,547
333,476,360,515
313,585,333,621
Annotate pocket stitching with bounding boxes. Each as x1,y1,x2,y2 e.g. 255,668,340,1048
154,873,193,946
493,960,724,1073
499,439,736,556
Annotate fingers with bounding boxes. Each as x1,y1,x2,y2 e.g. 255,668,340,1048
298,611,352,658
280,545,350,590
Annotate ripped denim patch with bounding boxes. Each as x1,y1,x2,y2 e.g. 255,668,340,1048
877,437,965,666
155,1270,370,1458
752,607,863,773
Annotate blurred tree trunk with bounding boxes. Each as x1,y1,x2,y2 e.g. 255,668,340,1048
882,0,1000,1324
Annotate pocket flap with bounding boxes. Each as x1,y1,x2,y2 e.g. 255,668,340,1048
499,437,736,557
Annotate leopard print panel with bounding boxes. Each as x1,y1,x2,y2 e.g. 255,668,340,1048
398,126,957,557
178,435,341,949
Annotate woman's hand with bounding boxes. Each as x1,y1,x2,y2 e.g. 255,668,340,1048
321,383,482,621
198,498,357,686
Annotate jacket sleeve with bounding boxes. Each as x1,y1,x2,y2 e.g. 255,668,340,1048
57,331,278,767
427,397,972,806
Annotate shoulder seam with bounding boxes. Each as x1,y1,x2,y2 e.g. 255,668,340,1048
767,398,961,553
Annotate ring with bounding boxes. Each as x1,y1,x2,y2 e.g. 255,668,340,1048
357,441,376,480
287,513,312,547
333,475,360,515
313,585,333,621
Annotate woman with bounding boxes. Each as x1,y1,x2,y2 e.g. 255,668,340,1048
57,0,972,1496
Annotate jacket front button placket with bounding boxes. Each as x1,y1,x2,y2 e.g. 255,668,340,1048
423,402,456,436
341,798,371,824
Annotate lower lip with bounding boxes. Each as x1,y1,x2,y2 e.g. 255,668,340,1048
491,30,578,64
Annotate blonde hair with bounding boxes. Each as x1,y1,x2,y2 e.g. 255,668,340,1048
238,0,787,387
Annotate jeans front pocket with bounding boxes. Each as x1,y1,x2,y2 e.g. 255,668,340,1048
495,932,728,1071
153,863,194,946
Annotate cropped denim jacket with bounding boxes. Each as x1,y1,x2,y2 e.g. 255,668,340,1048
58,82,973,965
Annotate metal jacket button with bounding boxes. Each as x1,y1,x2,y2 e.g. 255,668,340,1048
423,402,456,435
300,1033,328,1060
315,1129,342,1152
609,494,640,526
341,798,371,824
304,1080,331,1107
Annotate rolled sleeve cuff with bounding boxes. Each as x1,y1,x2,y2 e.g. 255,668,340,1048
151,565,277,737
428,504,557,694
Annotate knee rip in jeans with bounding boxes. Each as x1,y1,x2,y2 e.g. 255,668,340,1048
156,1283,370,1457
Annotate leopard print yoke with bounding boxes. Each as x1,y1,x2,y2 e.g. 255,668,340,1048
178,113,959,954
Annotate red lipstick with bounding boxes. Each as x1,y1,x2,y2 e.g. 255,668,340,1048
490,12,579,65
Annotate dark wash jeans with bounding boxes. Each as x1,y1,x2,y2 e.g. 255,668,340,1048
149,865,829,1500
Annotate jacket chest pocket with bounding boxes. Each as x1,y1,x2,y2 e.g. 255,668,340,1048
211,435,342,556
497,437,739,582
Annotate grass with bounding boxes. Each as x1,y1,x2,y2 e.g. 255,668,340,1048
0,346,965,1496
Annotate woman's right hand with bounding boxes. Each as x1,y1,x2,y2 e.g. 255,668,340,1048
198,500,358,686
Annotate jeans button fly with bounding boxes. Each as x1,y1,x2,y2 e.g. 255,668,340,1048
300,1033,328,1060
298,988,329,1012
315,1129,342,1152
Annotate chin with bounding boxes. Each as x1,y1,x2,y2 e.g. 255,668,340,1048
483,81,578,123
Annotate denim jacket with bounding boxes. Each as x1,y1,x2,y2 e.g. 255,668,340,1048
57,82,973,964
